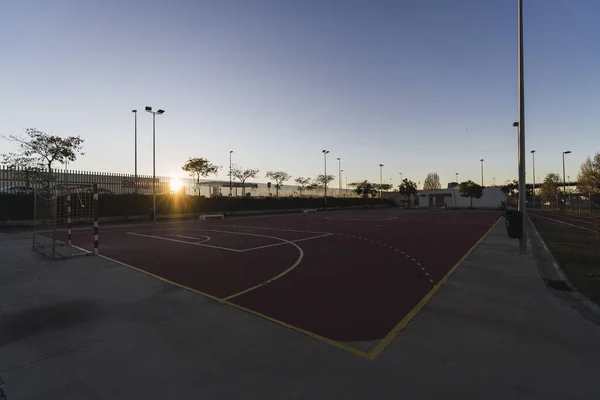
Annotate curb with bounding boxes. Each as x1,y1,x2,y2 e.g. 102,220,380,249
528,215,600,326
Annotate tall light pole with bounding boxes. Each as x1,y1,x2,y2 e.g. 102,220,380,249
229,150,233,196
531,150,536,209
455,172,459,183
322,150,329,210
399,172,403,183
562,150,571,211
493,177,496,186
480,159,485,187
145,106,165,223
132,109,138,193
517,0,527,254
340,169,344,194
379,164,384,204
337,157,341,192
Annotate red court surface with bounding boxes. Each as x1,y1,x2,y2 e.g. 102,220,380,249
66,208,502,356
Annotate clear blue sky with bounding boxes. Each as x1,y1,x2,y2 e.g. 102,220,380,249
1,0,598,188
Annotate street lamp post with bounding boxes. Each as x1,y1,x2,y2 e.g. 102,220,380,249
337,157,341,193
322,150,329,210
132,109,138,193
516,0,527,254
531,150,536,209
455,172,459,183
562,150,571,211
493,177,496,186
399,172,403,183
145,106,165,223
340,169,344,195
229,150,233,196
379,164,384,205
480,159,485,187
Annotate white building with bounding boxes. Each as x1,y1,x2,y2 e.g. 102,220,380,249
416,187,506,209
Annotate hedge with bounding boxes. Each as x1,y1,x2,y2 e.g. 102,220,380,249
1,194,394,221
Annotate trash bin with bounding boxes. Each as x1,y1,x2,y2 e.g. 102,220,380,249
504,210,522,239
148,208,155,221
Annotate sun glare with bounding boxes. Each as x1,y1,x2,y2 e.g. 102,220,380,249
170,178,183,192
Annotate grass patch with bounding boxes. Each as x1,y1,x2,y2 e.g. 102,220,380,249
533,216,600,306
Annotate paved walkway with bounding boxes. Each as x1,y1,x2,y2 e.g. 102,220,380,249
1,223,599,399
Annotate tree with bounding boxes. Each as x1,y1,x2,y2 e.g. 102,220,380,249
540,173,560,209
295,177,311,197
231,165,259,195
374,183,393,192
459,180,484,208
501,180,519,205
315,174,335,194
423,173,442,190
265,171,291,197
577,152,600,194
2,128,84,187
350,180,378,199
182,158,220,191
398,179,418,208
306,182,319,196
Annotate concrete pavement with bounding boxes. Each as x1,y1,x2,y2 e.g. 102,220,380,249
1,223,599,399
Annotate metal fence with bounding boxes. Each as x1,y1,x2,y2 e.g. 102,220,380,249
0,166,356,198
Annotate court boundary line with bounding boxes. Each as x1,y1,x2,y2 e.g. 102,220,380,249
532,213,594,233
366,217,502,360
99,251,371,359
126,232,241,252
215,224,332,235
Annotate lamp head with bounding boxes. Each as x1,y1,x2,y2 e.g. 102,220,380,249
564,150,571,154
513,122,519,127
157,109,165,115
531,150,535,153
145,106,152,111
132,109,137,113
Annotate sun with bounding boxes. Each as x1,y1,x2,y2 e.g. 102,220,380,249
170,178,183,192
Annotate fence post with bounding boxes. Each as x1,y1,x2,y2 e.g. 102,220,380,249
66,194,72,245
93,183,99,255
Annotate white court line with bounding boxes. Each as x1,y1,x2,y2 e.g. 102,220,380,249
212,224,332,235
176,234,211,244
126,232,241,252
238,232,334,252
533,214,595,233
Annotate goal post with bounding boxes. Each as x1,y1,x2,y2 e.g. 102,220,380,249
33,183,99,259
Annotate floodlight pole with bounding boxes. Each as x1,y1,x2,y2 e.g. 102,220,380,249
132,110,138,194
517,0,527,254
229,150,233,196
531,150,536,209
323,150,329,210
379,164,384,205
146,106,165,223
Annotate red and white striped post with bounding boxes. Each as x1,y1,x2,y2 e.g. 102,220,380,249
93,183,99,255
66,194,72,245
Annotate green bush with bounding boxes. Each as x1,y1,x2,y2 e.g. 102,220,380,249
1,193,394,221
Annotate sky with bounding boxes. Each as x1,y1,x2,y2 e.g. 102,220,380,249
1,0,599,188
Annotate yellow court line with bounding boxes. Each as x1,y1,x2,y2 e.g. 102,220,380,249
367,217,502,360
98,254,223,303
221,300,371,359
98,253,370,359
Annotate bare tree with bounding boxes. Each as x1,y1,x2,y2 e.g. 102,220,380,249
423,172,442,190
2,128,84,187
295,177,311,197
265,171,291,197
231,165,259,195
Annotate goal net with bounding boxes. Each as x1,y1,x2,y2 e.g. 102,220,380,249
33,184,99,259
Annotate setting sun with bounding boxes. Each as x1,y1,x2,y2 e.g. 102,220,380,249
169,178,183,192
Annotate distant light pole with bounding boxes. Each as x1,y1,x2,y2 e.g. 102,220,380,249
493,177,496,186
531,150,536,209
480,159,485,187
516,0,527,254
229,150,233,196
455,172,459,183
145,106,165,223
379,164,384,204
132,109,138,193
323,150,329,210
340,169,344,194
399,172,403,183
337,157,341,192
562,150,571,211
